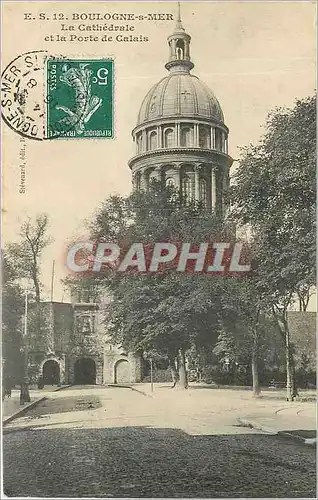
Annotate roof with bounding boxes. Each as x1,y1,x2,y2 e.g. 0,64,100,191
137,72,224,126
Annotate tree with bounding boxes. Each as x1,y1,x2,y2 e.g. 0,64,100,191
6,214,53,302
4,214,53,401
69,182,231,388
218,276,264,396
232,94,316,401
2,252,25,385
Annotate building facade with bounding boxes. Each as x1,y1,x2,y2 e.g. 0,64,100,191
27,301,142,386
129,9,233,214
26,11,234,387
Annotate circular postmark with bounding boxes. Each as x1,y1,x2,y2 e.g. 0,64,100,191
1,51,89,140
1,51,47,140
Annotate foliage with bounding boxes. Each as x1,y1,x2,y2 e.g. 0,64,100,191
231,94,316,399
6,214,53,302
69,182,232,387
232,95,316,308
2,252,25,383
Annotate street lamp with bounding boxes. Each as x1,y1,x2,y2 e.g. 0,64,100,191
150,357,154,393
144,351,154,393
20,289,31,405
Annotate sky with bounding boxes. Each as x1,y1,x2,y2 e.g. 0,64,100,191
2,1,316,307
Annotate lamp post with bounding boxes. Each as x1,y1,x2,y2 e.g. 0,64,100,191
20,289,31,405
144,351,154,393
150,357,154,393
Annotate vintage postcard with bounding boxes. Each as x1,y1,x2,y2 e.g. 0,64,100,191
1,1,316,499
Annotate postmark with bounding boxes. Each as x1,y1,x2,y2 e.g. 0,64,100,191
1,53,114,140
46,59,114,139
1,51,47,140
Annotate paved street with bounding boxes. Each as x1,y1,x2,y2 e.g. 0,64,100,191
3,385,316,498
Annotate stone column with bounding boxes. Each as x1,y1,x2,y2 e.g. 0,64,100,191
185,42,190,58
211,168,216,210
157,125,162,148
211,128,216,149
194,123,199,147
169,41,173,58
171,39,177,58
194,166,200,201
223,168,229,214
141,171,148,191
176,122,180,146
142,129,147,151
221,132,225,152
174,164,181,191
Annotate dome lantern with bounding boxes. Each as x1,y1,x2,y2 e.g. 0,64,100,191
165,2,194,73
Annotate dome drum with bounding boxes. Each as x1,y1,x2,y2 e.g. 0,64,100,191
132,161,229,215
131,122,229,159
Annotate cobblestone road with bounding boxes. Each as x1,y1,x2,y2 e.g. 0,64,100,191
3,386,316,498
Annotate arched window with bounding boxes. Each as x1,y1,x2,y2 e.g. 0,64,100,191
180,127,193,147
199,127,209,148
176,39,185,60
164,128,174,148
149,131,157,150
199,179,207,207
137,134,143,153
166,177,176,188
182,175,193,202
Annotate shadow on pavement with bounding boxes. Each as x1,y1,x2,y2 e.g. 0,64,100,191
278,429,317,440
3,426,316,498
16,394,102,415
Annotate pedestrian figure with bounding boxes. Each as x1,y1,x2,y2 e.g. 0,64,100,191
37,376,44,390
2,377,12,399
20,380,31,405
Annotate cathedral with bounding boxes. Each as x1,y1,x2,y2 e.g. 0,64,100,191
129,7,233,212
27,9,233,387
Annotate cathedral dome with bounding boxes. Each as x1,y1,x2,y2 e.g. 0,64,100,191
137,73,224,126
129,4,233,215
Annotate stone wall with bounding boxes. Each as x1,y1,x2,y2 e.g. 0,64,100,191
26,300,142,385
103,346,142,384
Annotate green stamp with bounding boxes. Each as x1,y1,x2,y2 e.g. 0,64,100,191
46,58,114,139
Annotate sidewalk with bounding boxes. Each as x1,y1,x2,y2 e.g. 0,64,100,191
130,383,317,445
2,386,69,424
130,382,316,400
238,403,316,444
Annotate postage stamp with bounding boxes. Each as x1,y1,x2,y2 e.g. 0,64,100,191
45,59,114,139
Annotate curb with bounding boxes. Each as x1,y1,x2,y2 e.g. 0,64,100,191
107,384,154,398
238,417,277,435
2,396,48,426
2,385,71,426
238,417,316,446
